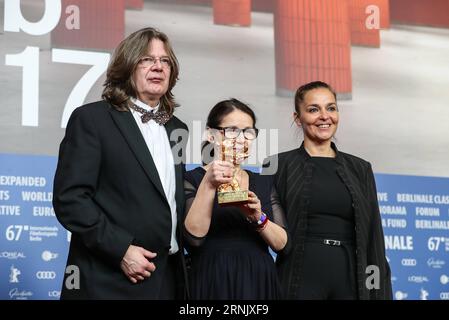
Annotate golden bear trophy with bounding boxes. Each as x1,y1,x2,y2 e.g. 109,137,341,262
217,139,249,205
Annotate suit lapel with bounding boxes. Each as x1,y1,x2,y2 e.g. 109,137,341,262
109,108,168,204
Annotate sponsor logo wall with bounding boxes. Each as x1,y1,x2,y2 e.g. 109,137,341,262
376,174,449,300
0,154,67,300
1,155,448,299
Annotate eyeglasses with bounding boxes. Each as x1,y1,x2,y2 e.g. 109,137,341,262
212,127,259,140
138,56,171,68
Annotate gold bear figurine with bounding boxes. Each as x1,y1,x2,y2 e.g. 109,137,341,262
217,176,240,193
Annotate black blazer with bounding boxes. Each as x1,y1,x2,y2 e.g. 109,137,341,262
53,100,189,299
264,142,392,300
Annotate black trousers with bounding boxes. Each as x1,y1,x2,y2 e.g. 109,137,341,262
158,253,179,299
296,238,358,300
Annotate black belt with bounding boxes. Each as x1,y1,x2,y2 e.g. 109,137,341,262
305,236,354,247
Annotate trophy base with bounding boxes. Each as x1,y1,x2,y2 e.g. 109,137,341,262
217,190,248,206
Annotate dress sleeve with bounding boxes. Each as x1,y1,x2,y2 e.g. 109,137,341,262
183,177,207,247
270,186,292,255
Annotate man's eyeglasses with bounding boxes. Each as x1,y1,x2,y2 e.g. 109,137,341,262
138,56,171,68
212,127,259,140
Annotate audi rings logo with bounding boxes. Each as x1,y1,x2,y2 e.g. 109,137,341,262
440,292,449,300
401,258,417,267
36,271,56,280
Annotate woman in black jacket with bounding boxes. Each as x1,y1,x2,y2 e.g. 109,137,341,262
264,81,392,300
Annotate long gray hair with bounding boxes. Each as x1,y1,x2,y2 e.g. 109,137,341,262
102,27,180,114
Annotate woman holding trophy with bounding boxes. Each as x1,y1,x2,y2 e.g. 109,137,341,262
183,99,289,299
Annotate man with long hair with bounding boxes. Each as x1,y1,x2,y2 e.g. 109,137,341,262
53,27,189,299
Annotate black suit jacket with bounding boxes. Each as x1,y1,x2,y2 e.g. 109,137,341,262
264,142,392,300
53,100,189,299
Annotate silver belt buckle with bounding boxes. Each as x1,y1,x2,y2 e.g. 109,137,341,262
324,239,341,246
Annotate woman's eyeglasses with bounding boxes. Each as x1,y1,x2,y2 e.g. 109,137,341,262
212,127,259,140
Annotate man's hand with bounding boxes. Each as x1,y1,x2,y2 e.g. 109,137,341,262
120,245,157,283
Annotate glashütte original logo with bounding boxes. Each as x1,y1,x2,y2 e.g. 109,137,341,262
9,288,33,300
427,257,445,269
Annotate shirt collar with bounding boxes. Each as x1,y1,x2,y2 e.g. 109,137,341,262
131,97,160,113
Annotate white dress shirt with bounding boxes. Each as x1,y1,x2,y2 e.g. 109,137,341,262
130,98,178,254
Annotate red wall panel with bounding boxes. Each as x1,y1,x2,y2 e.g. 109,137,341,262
252,0,274,12
175,0,211,5
274,0,352,97
348,0,381,47
213,0,251,27
390,0,449,28
379,0,390,29
51,0,125,51
126,0,144,10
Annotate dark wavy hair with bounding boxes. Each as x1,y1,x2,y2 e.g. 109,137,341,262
201,98,257,165
294,81,337,114
102,27,180,114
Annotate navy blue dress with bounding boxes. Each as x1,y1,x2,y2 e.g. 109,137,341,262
184,167,283,300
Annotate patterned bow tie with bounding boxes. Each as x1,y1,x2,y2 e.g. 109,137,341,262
129,104,171,125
